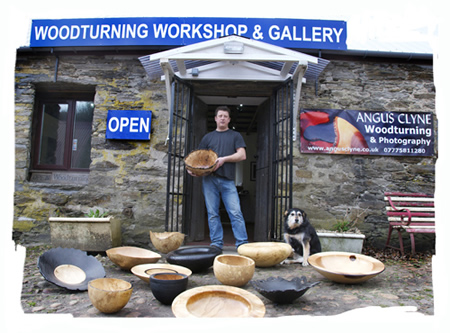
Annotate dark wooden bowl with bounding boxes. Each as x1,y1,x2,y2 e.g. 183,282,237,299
38,247,105,291
252,276,320,304
149,272,188,305
166,246,222,273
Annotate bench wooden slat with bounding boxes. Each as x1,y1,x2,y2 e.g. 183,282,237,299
385,192,433,198
384,196,435,203
391,221,435,229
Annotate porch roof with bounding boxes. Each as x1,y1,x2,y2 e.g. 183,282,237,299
138,35,329,83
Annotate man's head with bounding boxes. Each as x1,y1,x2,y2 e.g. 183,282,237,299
214,106,231,131
215,106,231,117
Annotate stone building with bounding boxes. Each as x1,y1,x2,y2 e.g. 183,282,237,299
13,19,436,253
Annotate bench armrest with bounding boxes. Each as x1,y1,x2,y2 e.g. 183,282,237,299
387,196,412,225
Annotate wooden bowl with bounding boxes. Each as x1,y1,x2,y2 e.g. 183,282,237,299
131,263,192,283
172,285,265,318
166,246,222,273
184,149,218,176
252,276,320,304
38,247,105,291
213,254,255,287
307,251,385,284
149,231,185,254
149,272,189,305
88,278,133,313
237,242,292,267
106,246,161,270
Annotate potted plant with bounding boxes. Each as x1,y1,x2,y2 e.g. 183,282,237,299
317,208,367,253
49,208,121,252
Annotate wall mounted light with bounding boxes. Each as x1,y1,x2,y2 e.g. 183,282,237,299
224,42,244,54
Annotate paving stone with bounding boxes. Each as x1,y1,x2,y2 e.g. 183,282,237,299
19,245,434,318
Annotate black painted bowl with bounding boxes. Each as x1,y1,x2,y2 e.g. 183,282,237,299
38,247,105,291
149,272,188,305
166,246,222,273
252,276,320,304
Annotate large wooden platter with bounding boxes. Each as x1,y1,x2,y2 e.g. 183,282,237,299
131,263,192,283
308,251,385,284
172,285,265,318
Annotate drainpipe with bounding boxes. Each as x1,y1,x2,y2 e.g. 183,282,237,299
160,59,174,146
51,48,59,82
292,61,307,142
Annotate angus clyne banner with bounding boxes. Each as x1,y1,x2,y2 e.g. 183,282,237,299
300,109,434,156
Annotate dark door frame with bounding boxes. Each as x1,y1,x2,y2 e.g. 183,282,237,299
165,78,294,243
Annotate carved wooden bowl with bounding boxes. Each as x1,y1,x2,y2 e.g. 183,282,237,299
252,276,320,304
88,278,133,313
166,246,222,273
237,242,292,267
37,247,105,291
106,246,161,270
213,254,255,287
307,251,385,284
131,263,192,283
149,272,189,305
184,149,218,176
149,231,185,254
172,285,265,318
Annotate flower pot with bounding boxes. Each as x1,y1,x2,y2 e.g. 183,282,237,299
317,232,365,253
49,217,121,252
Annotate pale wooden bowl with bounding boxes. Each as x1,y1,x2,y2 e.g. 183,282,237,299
237,242,292,267
307,251,385,284
213,254,255,287
184,149,218,177
88,278,133,313
106,246,161,270
149,231,185,254
131,263,192,283
172,285,265,318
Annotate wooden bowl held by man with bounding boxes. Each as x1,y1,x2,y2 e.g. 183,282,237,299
149,231,185,254
213,254,255,287
184,149,218,176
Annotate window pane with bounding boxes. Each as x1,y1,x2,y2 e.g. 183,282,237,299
71,101,94,169
38,103,68,166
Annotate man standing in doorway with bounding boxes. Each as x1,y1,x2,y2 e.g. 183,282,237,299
188,106,248,250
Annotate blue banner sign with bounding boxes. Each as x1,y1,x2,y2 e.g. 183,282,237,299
300,109,434,156
30,17,347,50
106,110,152,140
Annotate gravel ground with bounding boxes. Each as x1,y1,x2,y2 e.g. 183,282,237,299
19,244,434,318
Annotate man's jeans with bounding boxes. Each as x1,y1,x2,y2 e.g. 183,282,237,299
202,174,248,249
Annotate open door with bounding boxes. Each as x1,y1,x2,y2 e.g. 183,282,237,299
270,78,294,240
165,77,194,234
253,78,294,241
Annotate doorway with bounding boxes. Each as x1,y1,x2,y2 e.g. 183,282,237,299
167,79,294,246
141,35,322,245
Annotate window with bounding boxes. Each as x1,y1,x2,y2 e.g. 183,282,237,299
33,93,95,171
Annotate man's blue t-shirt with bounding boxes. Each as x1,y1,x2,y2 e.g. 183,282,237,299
198,129,246,180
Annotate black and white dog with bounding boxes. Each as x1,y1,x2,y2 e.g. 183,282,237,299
281,208,322,266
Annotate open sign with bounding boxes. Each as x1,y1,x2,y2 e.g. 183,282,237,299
106,110,152,140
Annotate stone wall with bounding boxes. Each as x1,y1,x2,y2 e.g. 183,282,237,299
14,53,170,246
292,60,436,250
13,52,436,251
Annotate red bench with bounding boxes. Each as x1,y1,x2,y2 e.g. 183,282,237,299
384,192,435,256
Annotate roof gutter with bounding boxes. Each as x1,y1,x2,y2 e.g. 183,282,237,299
304,48,433,62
